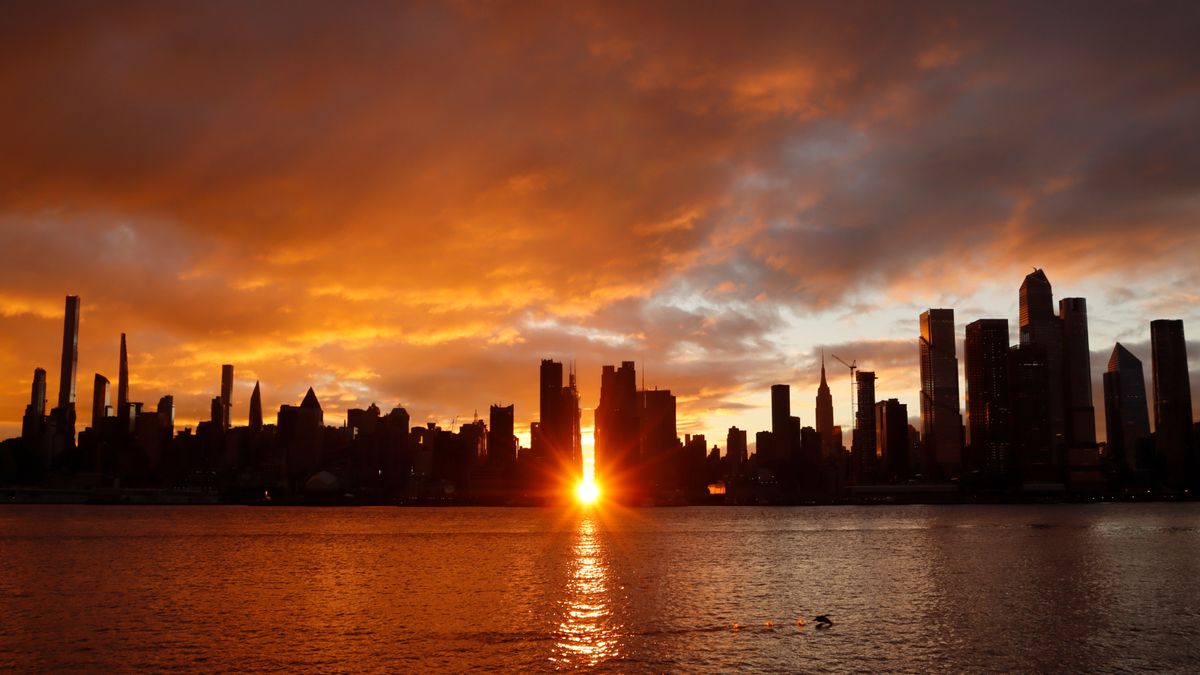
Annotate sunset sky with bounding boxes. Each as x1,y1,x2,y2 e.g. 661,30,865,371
1,1,1197,449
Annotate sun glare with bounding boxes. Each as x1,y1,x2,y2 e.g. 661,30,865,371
575,478,601,506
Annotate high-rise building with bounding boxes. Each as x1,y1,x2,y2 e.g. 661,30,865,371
21,367,47,442
51,295,81,447
726,426,748,468
488,404,516,466
248,381,263,431
91,374,111,430
875,398,909,482
853,370,877,482
964,319,1011,477
157,395,175,438
1059,298,1096,447
815,354,835,456
770,383,792,462
1151,319,1194,488
1103,343,1150,473
1008,343,1055,482
1019,270,1065,450
220,364,234,429
117,332,130,433
639,388,677,489
919,309,963,476
595,361,639,495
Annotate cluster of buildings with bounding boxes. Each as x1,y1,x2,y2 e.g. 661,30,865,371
1,268,1196,504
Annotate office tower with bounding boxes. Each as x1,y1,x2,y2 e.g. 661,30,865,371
1103,343,1150,472
770,383,792,461
567,364,582,474
220,364,234,429
919,309,964,475
210,397,223,427
726,426,748,467
853,370,877,482
21,367,47,441
595,361,639,492
1151,320,1194,487
816,354,835,456
278,387,325,481
249,381,263,431
964,319,1011,477
157,395,175,437
639,388,677,488
1019,269,1065,449
537,359,578,476
1008,344,1055,482
117,333,130,432
875,398,909,482
1059,298,1096,446
91,374,111,429
488,404,516,465
51,295,81,446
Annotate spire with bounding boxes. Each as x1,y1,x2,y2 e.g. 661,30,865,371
248,380,263,431
117,332,130,429
820,350,828,387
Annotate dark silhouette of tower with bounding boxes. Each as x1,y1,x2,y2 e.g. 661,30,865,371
853,370,877,482
1008,343,1055,482
1060,298,1096,446
50,295,81,449
1103,343,1150,473
488,404,516,466
816,354,835,457
21,367,47,442
638,388,677,491
91,374,111,430
536,359,579,483
964,319,1011,478
595,361,639,498
770,383,792,462
1019,270,1065,451
117,332,130,433
248,380,263,431
726,426,748,469
1151,319,1194,488
278,387,324,484
220,364,234,429
875,398,909,482
919,309,963,476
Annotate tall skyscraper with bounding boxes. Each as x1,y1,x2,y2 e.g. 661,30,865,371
220,364,234,429
157,395,175,437
595,361,639,495
919,309,963,476
488,404,516,466
1103,343,1150,473
1008,343,1055,482
815,354,835,456
91,374,111,430
638,388,677,488
117,332,130,433
964,319,1011,477
1151,319,1194,488
21,367,47,441
1019,269,1065,450
875,398,909,482
1059,298,1096,447
770,383,792,461
536,359,580,480
248,380,264,431
52,295,81,446
853,370,877,482
726,426,748,468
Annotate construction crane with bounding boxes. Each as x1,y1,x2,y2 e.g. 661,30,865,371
831,354,857,430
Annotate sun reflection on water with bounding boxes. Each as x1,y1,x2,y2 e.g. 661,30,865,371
552,515,620,668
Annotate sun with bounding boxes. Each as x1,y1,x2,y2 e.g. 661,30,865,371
575,478,601,505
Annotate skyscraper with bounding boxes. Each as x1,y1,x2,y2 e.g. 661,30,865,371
536,359,580,481
91,374,111,430
21,367,47,442
770,383,792,462
221,364,234,429
595,361,639,496
964,319,1011,477
52,295,81,446
1103,343,1150,473
1151,319,1194,488
1019,269,1065,450
488,404,516,466
117,332,130,433
1059,298,1096,447
875,398,909,482
639,388,677,489
1008,343,1055,482
919,309,963,476
853,370,877,482
248,380,264,431
815,354,835,456
726,426,748,468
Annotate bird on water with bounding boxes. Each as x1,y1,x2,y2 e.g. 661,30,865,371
815,614,833,628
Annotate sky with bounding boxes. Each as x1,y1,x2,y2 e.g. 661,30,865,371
1,0,1198,451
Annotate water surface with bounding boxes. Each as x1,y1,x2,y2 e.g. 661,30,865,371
2,504,1198,672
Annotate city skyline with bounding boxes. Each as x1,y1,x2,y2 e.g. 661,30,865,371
1,2,1199,456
